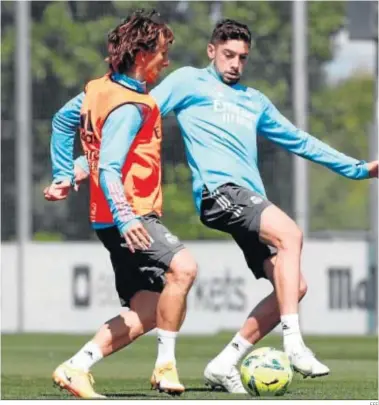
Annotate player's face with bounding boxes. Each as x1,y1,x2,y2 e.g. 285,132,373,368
207,40,249,85
142,35,171,84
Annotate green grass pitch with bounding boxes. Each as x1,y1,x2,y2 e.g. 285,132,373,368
1,333,377,400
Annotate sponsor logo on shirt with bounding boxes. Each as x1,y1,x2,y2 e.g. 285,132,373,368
213,99,257,129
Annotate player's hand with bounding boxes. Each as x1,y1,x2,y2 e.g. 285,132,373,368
367,160,378,178
43,180,71,201
122,220,151,253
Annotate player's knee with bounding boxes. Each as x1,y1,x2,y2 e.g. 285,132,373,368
278,226,303,252
176,262,198,287
131,323,145,340
169,258,198,288
299,278,308,300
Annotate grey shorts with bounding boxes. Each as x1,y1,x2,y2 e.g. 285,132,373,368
96,213,184,307
200,183,277,279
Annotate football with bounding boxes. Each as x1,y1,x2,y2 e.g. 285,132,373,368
240,347,293,397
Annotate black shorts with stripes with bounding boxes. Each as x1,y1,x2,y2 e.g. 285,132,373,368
96,213,184,308
200,183,276,279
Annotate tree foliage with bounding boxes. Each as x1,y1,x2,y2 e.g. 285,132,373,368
1,1,373,240
309,74,373,231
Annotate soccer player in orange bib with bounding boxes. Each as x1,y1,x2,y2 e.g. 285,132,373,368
45,10,197,398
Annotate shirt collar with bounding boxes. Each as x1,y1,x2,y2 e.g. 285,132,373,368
111,72,147,93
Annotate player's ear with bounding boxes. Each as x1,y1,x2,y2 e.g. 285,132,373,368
207,43,216,60
135,50,147,66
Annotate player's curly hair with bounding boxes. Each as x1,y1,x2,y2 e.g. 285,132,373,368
107,9,174,74
210,19,251,46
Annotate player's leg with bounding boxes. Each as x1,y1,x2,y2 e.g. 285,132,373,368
259,204,303,325
52,291,159,399
238,255,308,345
208,255,308,373
202,186,303,328
258,204,330,376
240,256,329,377
90,290,160,356
155,248,196,361
138,214,197,394
210,255,313,376
200,184,272,393
215,205,329,377
201,184,326,392
204,195,305,371
60,289,159,366
52,227,158,399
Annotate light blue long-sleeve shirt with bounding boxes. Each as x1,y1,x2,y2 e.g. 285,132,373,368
52,64,369,219
50,73,145,233
150,64,369,211
51,93,85,184
98,103,142,232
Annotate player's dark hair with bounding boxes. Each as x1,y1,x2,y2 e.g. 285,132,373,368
210,19,251,46
107,9,174,74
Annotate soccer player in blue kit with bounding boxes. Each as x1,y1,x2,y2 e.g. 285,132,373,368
47,18,378,394
149,19,378,392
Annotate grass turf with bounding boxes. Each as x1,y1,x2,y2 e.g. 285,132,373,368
1,333,377,400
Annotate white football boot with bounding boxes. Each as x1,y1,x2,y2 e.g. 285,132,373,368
287,346,330,378
204,359,247,394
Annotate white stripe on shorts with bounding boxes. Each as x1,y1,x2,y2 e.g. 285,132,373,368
212,190,243,218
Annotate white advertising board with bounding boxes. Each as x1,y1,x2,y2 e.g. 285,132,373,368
1,240,372,335
1,245,19,332
300,240,369,334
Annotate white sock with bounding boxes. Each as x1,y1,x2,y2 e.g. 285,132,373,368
281,314,305,352
214,332,253,368
155,329,177,367
65,341,103,372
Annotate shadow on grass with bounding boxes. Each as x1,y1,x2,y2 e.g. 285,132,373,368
105,393,149,398
185,387,217,393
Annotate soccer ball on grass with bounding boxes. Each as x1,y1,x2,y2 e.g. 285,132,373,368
240,347,293,397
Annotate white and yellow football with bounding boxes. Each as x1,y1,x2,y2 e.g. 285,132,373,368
240,347,293,397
